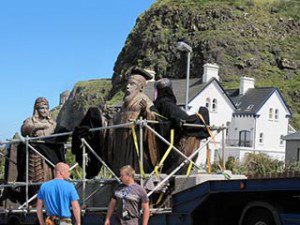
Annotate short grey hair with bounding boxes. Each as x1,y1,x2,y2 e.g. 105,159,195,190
120,165,135,178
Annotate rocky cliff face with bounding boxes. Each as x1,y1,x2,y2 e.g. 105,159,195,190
56,79,112,131
57,0,300,130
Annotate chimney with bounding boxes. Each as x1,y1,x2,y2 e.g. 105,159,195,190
202,63,219,83
144,69,156,82
239,77,255,95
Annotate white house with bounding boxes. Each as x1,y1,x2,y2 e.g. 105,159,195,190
225,77,292,162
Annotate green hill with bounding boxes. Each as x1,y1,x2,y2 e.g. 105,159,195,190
111,0,300,128
56,0,300,130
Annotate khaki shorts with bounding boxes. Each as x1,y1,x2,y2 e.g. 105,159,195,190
45,216,72,225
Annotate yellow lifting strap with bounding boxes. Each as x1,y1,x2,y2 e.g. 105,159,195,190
196,113,217,149
186,158,194,176
206,144,211,174
186,113,217,176
154,192,165,206
150,129,175,177
131,124,146,177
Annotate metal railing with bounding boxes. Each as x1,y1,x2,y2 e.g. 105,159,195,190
0,119,227,214
226,139,253,147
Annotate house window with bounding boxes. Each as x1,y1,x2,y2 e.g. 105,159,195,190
259,133,263,143
269,108,273,119
280,135,284,145
239,130,251,147
212,99,217,112
205,98,211,109
275,109,279,120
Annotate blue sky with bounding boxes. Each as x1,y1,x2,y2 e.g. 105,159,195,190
0,0,155,140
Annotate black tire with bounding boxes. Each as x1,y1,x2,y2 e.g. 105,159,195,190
243,208,276,225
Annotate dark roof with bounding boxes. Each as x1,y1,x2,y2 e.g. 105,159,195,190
283,132,300,140
226,87,276,115
144,78,208,105
226,87,292,116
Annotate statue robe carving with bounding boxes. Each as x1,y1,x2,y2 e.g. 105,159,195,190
21,97,56,183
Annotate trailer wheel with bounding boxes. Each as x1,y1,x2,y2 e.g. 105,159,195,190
243,208,275,225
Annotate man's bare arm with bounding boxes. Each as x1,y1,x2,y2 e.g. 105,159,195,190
71,200,81,225
36,199,45,225
105,198,117,225
142,202,150,225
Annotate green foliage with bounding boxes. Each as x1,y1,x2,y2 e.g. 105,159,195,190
285,161,300,172
223,153,300,177
106,90,125,106
65,148,83,180
72,79,112,110
243,153,285,176
50,105,62,120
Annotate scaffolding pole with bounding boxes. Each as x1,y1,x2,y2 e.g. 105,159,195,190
144,123,201,170
27,143,55,168
82,139,87,208
25,136,29,210
81,138,121,183
139,118,144,186
147,130,222,197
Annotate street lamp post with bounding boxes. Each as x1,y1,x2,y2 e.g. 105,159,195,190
177,41,192,112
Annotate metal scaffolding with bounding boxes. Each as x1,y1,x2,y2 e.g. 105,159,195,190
0,118,227,214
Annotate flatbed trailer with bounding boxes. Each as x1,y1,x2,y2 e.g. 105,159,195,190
149,177,300,225
0,177,299,225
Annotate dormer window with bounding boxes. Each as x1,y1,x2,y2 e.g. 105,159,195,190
205,98,211,110
269,108,273,119
212,99,217,112
246,104,254,111
275,109,279,120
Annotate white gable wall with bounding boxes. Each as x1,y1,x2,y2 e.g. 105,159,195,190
187,80,235,165
187,81,234,126
255,91,290,160
227,115,256,145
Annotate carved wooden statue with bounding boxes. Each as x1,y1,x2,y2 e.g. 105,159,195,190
21,97,56,183
108,69,158,174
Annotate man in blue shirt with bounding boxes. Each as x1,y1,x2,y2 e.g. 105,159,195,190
37,162,81,225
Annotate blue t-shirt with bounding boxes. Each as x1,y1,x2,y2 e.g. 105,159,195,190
37,179,79,218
